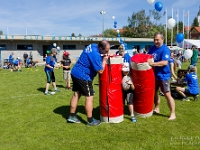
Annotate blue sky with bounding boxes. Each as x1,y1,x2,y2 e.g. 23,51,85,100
0,0,199,36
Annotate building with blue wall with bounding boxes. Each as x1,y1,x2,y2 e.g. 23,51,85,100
0,34,153,65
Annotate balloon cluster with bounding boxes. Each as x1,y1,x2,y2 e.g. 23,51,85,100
112,16,120,37
147,0,163,12
119,38,128,50
51,43,61,53
114,21,117,28
112,16,117,28
116,29,120,37
147,0,185,43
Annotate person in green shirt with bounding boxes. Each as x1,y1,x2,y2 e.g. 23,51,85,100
190,45,198,74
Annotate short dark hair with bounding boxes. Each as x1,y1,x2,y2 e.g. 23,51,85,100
191,45,196,49
189,65,195,72
98,40,109,50
51,48,57,54
154,32,164,38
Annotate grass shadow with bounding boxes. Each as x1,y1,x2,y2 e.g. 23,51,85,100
53,105,101,124
153,112,169,118
37,87,46,93
124,105,130,116
56,84,65,88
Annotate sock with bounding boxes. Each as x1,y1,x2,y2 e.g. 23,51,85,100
54,88,57,91
45,90,48,93
87,117,93,123
131,115,135,119
70,113,76,117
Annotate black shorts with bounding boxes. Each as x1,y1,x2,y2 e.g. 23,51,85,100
184,88,197,96
123,90,134,105
71,75,94,96
45,71,55,83
155,80,170,93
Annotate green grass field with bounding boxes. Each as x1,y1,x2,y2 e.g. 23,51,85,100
0,62,200,150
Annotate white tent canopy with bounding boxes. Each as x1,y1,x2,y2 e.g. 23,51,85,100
183,39,200,48
168,46,184,51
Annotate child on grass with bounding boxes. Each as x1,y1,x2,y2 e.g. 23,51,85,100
44,48,60,95
122,62,136,122
60,52,72,89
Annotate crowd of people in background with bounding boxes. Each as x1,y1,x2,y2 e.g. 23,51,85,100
3,51,35,71
2,34,199,126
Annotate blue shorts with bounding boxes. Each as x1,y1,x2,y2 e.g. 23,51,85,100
190,61,197,66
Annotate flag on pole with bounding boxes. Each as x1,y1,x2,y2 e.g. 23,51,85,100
176,10,178,17
185,12,188,17
163,11,166,16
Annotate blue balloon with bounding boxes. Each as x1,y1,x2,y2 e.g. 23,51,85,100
155,2,163,12
176,33,184,43
114,21,117,25
119,38,123,44
114,24,117,28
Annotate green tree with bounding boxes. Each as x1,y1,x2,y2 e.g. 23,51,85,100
71,33,75,37
103,28,117,38
78,33,82,37
192,17,199,27
174,21,183,33
123,9,162,38
0,30,3,35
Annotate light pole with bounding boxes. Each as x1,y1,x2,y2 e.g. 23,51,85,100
100,10,106,37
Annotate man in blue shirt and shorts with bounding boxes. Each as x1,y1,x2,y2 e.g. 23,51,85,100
67,40,110,126
148,32,176,120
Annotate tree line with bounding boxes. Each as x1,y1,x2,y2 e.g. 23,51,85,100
103,9,199,44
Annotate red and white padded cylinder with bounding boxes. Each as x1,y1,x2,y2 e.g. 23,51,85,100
130,54,155,118
99,56,124,123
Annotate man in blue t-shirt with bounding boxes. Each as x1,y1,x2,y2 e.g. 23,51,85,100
148,32,176,120
44,48,60,95
176,65,199,101
68,40,110,126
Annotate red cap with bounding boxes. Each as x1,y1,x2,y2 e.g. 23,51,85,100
63,52,69,56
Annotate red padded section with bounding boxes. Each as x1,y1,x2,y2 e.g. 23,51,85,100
99,63,123,118
131,54,155,114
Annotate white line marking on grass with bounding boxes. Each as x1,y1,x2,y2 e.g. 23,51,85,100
11,93,42,98
0,93,42,100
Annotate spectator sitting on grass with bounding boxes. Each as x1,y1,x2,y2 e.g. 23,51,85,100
13,57,21,72
176,65,199,101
